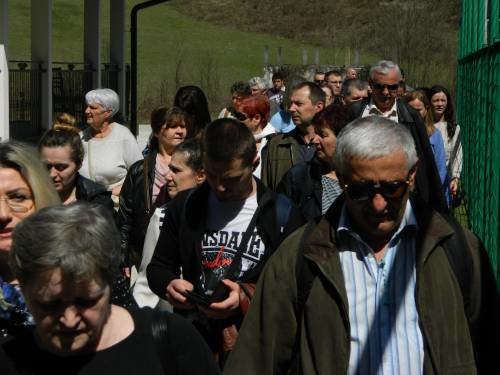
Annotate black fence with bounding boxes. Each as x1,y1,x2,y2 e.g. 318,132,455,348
8,61,43,140
8,61,130,140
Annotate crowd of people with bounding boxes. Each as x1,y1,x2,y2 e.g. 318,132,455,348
0,59,498,375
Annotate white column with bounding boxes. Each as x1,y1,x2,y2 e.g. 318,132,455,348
0,0,8,54
110,0,126,116
0,44,8,141
31,0,52,130
84,0,101,89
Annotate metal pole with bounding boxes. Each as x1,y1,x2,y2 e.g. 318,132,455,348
130,0,169,136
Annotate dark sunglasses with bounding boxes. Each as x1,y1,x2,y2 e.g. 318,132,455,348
344,179,410,201
371,82,400,92
233,111,249,121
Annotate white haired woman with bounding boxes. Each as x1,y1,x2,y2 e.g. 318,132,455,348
0,203,220,375
0,142,60,342
80,88,142,203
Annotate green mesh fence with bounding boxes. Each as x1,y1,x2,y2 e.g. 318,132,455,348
457,0,500,285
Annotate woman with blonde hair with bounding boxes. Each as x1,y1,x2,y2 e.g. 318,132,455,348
404,90,447,188
0,142,60,342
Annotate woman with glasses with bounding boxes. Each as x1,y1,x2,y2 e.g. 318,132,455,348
234,94,275,179
39,113,113,209
0,142,60,342
277,104,350,220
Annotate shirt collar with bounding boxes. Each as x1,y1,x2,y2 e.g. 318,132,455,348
366,98,398,119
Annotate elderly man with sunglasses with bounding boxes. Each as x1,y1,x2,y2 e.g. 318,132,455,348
225,116,499,375
349,60,447,213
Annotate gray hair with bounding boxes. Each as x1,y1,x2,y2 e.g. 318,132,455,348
369,60,402,80
334,116,417,176
248,76,267,90
342,79,369,97
0,141,61,209
85,88,120,117
10,202,120,286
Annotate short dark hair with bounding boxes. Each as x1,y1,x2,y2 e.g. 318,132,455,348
325,69,343,79
312,104,351,136
292,82,326,104
230,81,252,96
201,118,256,168
173,138,203,172
272,71,284,81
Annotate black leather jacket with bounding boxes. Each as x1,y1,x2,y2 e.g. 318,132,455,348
75,173,114,210
117,151,161,267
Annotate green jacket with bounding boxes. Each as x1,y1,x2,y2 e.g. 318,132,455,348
261,129,305,190
224,198,498,375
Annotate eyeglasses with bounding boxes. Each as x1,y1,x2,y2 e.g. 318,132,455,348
0,196,34,213
371,82,400,92
314,79,324,85
344,180,410,201
233,111,249,121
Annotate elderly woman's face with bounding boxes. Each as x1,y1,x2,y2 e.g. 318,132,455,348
22,267,111,354
0,167,35,253
85,103,111,129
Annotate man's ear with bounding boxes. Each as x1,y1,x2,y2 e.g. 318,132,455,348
195,170,206,185
408,160,419,187
316,100,325,112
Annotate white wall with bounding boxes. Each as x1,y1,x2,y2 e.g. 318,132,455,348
0,44,9,141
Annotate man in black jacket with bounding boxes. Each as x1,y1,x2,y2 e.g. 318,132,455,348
349,60,447,212
147,118,304,364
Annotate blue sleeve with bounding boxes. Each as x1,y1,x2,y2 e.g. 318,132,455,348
430,130,448,185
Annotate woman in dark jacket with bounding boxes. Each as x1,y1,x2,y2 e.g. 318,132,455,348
276,104,350,220
39,114,113,210
118,107,188,268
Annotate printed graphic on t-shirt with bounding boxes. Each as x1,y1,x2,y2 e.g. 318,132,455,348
199,192,264,293
201,230,264,282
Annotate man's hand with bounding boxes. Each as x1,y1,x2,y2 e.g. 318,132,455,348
200,279,241,319
166,279,195,309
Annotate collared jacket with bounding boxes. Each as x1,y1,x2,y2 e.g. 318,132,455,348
74,173,114,210
349,99,448,213
276,158,327,220
261,128,312,190
224,196,499,375
118,150,163,267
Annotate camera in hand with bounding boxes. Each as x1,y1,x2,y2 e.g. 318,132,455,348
184,281,230,307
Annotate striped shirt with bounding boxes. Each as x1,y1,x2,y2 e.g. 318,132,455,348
338,201,424,375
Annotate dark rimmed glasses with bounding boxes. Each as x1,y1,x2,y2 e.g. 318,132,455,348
371,82,400,92
344,179,410,201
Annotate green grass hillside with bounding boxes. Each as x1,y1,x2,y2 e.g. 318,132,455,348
7,0,374,120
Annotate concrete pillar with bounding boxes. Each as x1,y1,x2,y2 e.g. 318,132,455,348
31,0,52,130
0,44,8,141
84,0,101,89
0,0,7,54
110,0,126,117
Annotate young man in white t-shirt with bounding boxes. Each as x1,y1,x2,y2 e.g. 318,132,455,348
147,118,304,364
